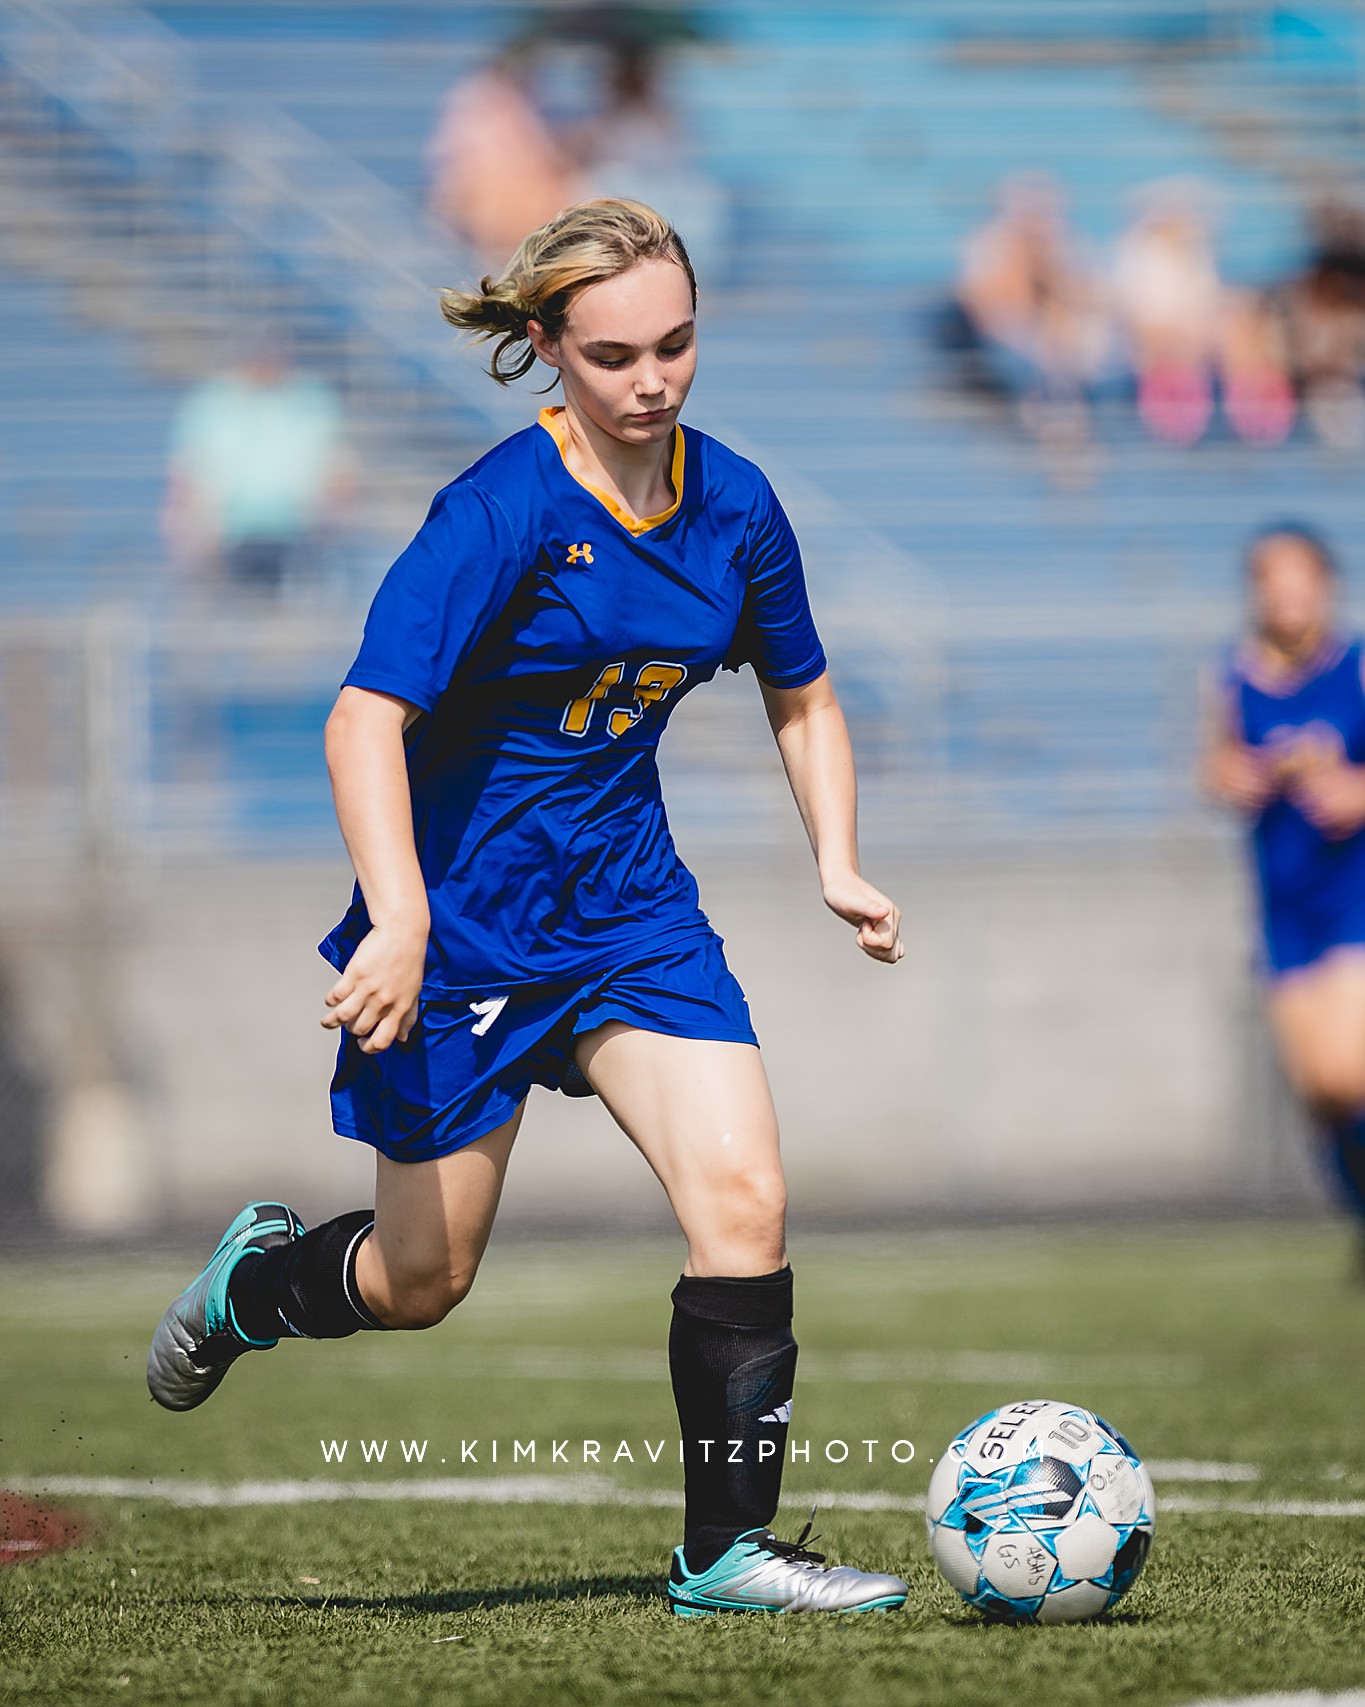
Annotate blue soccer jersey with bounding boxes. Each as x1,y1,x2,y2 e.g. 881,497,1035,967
319,407,826,990
1226,634,1365,970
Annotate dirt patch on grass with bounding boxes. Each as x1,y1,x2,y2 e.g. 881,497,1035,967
0,1491,88,1565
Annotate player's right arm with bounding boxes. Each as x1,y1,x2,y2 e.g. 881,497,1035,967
1198,670,1274,814
321,685,428,1054
319,482,525,1052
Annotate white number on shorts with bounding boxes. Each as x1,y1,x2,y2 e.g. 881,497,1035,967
468,997,508,1037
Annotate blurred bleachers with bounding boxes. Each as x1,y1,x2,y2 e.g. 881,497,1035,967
2,0,1365,868
0,271,171,605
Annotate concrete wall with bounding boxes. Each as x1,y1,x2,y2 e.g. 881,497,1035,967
0,838,1325,1238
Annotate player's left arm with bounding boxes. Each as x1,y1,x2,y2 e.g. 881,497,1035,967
760,671,903,964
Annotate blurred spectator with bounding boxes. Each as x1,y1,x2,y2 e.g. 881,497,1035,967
948,173,1312,451
954,173,1112,448
1114,179,1295,447
427,8,724,278
425,44,580,268
1278,197,1365,450
162,345,350,600
1113,180,1225,445
573,33,728,281
1219,287,1297,447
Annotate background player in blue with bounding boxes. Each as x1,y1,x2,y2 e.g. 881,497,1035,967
1204,523,1365,1248
148,200,910,1615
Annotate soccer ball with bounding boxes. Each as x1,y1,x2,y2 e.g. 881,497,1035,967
926,1398,1155,1624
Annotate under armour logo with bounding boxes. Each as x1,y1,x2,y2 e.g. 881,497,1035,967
468,996,508,1037
567,542,594,565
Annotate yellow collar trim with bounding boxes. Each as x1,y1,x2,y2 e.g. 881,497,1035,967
538,406,685,536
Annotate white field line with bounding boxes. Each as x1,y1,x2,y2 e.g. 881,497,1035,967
9,1475,1364,1518
1144,1460,1260,1483
1181,1696,1365,1706
1159,1495,1365,1518
6,1474,664,1509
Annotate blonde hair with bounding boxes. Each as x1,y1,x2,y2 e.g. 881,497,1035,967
439,197,697,385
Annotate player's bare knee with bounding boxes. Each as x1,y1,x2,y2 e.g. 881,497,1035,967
382,1267,477,1329
1300,1056,1365,1124
714,1164,787,1251
755,1173,788,1242
379,1290,446,1331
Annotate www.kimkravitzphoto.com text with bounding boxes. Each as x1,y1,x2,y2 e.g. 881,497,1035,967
317,1437,922,1468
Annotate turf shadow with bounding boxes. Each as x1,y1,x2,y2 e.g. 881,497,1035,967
940,1606,1158,1630
266,1573,667,1614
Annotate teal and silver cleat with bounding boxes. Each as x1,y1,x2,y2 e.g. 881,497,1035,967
668,1514,908,1616
147,1201,305,1412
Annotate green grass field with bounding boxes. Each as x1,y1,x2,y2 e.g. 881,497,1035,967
3,1221,1365,1706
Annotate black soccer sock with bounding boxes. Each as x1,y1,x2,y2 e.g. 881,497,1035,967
669,1266,796,1574
1331,1114,1365,1221
228,1210,389,1342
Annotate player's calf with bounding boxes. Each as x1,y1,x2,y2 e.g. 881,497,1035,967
231,1211,484,1334
228,1208,390,1339
147,1206,405,1413
669,1266,797,1571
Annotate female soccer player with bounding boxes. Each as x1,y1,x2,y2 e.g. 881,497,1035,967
1204,522,1365,1237
148,199,910,1616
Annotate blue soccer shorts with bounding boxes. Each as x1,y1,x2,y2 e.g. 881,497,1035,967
328,930,757,1163
1262,895,1365,979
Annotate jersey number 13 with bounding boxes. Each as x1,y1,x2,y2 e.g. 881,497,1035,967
561,661,688,740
